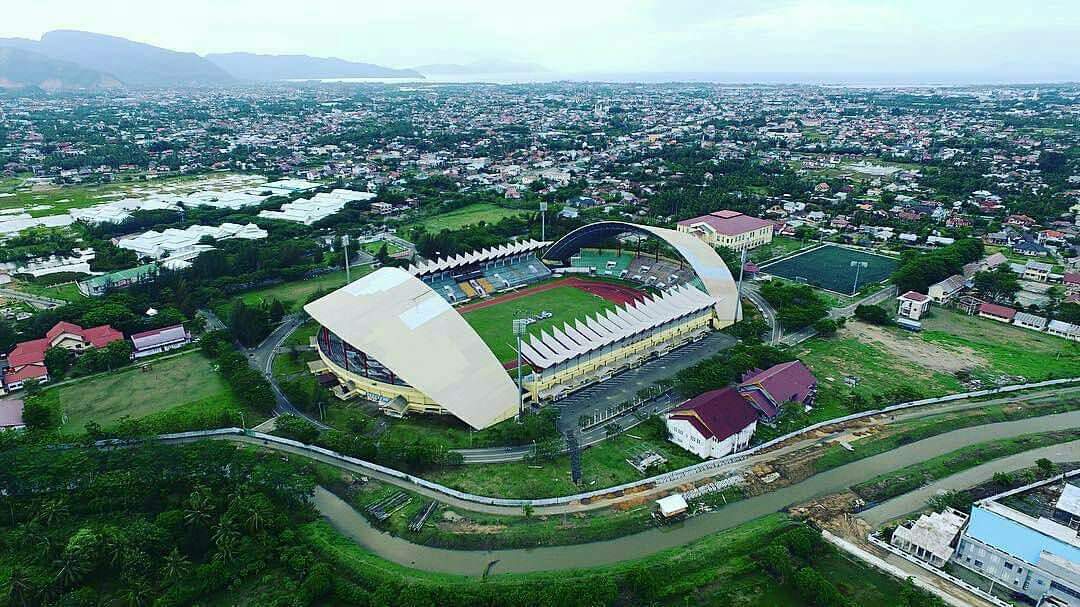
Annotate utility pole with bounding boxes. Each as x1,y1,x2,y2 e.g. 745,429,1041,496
539,201,548,241
513,315,528,422
850,261,868,296
736,247,747,320
342,234,351,283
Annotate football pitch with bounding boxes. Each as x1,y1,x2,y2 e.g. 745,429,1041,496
761,245,897,294
461,285,617,363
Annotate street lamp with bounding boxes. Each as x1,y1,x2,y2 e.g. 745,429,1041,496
512,315,529,422
539,202,548,241
850,261,869,296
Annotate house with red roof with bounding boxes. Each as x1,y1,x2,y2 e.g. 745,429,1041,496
897,291,931,320
1064,273,1080,297
978,302,1017,324
738,360,817,422
676,209,774,251
665,387,758,459
3,321,123,391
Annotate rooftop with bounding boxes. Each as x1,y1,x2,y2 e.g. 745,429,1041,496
677,210,774,236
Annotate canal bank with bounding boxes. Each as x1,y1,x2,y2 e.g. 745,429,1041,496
310,410,1080,576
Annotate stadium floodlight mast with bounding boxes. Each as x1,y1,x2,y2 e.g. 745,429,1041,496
341,234,351,283
539,202,548,241
850,261,869,295
512,315,529,422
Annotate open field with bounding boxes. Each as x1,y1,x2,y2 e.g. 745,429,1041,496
5,277,85,302
762,244,897,294
359,239,405,256
232,267,370,313
29,352,241,433
461,284,616,363
748,235,814,263
408,203,530,232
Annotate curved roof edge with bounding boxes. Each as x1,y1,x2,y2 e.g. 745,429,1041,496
544,221,741,324
304,267,519,429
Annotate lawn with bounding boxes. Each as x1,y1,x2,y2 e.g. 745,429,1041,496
748,235,814,264
360,239,405,256
408,203,530,232
6,277,86,303
461,285,616,363
39,352,241,433
919,308,1080,382
233,267,370,313
761,244,897,295
425,418,699,499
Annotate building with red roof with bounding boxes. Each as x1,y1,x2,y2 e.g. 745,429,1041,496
3,321,123,391
676,209,774,251
738,360,817,421
897,290,931,320
978,302,1017,323
665,386,758,459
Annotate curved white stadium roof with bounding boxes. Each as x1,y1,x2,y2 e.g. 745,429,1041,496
304,267,519,429
545,221,741,324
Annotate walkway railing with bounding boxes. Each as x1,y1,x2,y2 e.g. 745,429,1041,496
148,376,1079,508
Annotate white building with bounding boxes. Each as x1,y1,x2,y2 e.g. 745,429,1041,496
665,386,757,460
1013,312,1049,332
891,508,968,568
897,290,931,320
257,189,375,225
928,274,966,304
1048,320,1080,342
117,222,268,259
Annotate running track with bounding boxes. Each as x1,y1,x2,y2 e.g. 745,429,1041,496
455,276,644,314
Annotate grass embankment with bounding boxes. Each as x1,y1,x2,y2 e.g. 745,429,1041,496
814,395,1080,472
407,202,530,232
28,351,257,434
231,267,370,314
852,429,1080,503
301,512,911,606
425,418,699,499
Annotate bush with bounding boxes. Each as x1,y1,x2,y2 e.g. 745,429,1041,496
854,304,890,325
813,317,838,337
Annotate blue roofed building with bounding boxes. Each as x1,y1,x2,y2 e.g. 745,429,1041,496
954,485,1080,606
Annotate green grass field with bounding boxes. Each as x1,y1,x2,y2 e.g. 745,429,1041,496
409,203,530,232
40,352,241,432
232,268,370,313
360,239,405,256
762,245,897,294
748,235,814,264
6,277,86,302
920,308,1080,381
461,285,616,363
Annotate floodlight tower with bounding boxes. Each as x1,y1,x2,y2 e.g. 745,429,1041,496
342,234,351,283
512,315,529,422
850,261,869,295
539,202,548,241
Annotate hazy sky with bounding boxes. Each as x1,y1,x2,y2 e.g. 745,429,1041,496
4,0,1079,77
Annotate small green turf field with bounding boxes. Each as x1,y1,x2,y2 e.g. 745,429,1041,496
762,245,897,294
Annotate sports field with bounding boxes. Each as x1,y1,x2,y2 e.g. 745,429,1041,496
762,245,897,294
461,283,619,362
409,203,530,232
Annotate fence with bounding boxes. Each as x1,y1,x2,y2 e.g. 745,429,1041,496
152,376,1079,509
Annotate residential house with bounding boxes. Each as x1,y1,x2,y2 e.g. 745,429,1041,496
737,360,817,422
1023,260,1053,283
665,387,758,459
1063,273,1080,296
4,322,123,390
928,274,966,304
897,291,931,320
979,302,1017,323
130,324,191,359
1013,312,1048,332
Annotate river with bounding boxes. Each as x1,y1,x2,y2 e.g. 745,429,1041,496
311,410,1080,576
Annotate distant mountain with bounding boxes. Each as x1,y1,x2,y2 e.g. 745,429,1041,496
205,52,423,80
0,30,232,87
0,47,121,90
414,60,549,76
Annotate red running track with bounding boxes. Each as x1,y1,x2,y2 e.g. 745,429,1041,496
455,276,644,314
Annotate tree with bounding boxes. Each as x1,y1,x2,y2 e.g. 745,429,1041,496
274,414,320,444
268,299,286,324
161,548,190,581
812,317,838,337
973,266,1020,304
0,319,17,353
854,304,890,325
992,471,1014,488
44,346,76,379
22,397,59,431
1036,457,1055,477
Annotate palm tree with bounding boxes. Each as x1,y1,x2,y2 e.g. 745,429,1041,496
53,551,90,589
213,533,238,564
36,498,69,528
161,548,190,582
111,581,153,607
183,490,213,528
6,567,34,607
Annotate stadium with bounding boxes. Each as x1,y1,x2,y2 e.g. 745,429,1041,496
304,221,741,429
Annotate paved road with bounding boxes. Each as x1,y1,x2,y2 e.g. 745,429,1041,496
246,314,329,429
742,285,782,344
306,411,1080,576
